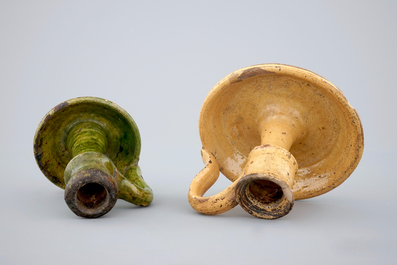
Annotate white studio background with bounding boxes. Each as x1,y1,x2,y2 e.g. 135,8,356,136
0,1,396,264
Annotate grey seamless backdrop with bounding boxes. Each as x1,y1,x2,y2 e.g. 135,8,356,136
1,0,396,264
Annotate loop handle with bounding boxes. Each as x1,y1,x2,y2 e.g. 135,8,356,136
188,148,238,215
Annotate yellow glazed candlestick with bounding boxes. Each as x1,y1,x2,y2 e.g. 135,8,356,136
188,64,364,219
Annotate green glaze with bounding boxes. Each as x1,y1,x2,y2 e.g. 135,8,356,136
118,165,153,206
67,121,108,156
34,97,141,188
34,97,153,218
64,152,153,207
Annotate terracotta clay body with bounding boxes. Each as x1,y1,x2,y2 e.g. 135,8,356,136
34,97,153,218
188,64,364,219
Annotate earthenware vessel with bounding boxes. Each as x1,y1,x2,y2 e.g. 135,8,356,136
34,97,153,218
188,64,364,219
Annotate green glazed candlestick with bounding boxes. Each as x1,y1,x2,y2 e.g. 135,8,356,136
34,97,153,218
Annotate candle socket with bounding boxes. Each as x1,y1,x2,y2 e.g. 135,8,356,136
236,145,297,219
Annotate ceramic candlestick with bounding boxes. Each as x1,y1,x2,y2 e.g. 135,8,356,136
188,64,364,219
34,97,153,218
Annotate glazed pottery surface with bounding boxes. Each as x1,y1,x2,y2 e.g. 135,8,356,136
34,97,153,218
188,64,364,219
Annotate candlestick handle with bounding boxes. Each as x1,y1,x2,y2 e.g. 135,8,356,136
118,165,153,207
188,148,238,215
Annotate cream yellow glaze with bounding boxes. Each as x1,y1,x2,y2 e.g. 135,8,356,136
188,64,364,219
